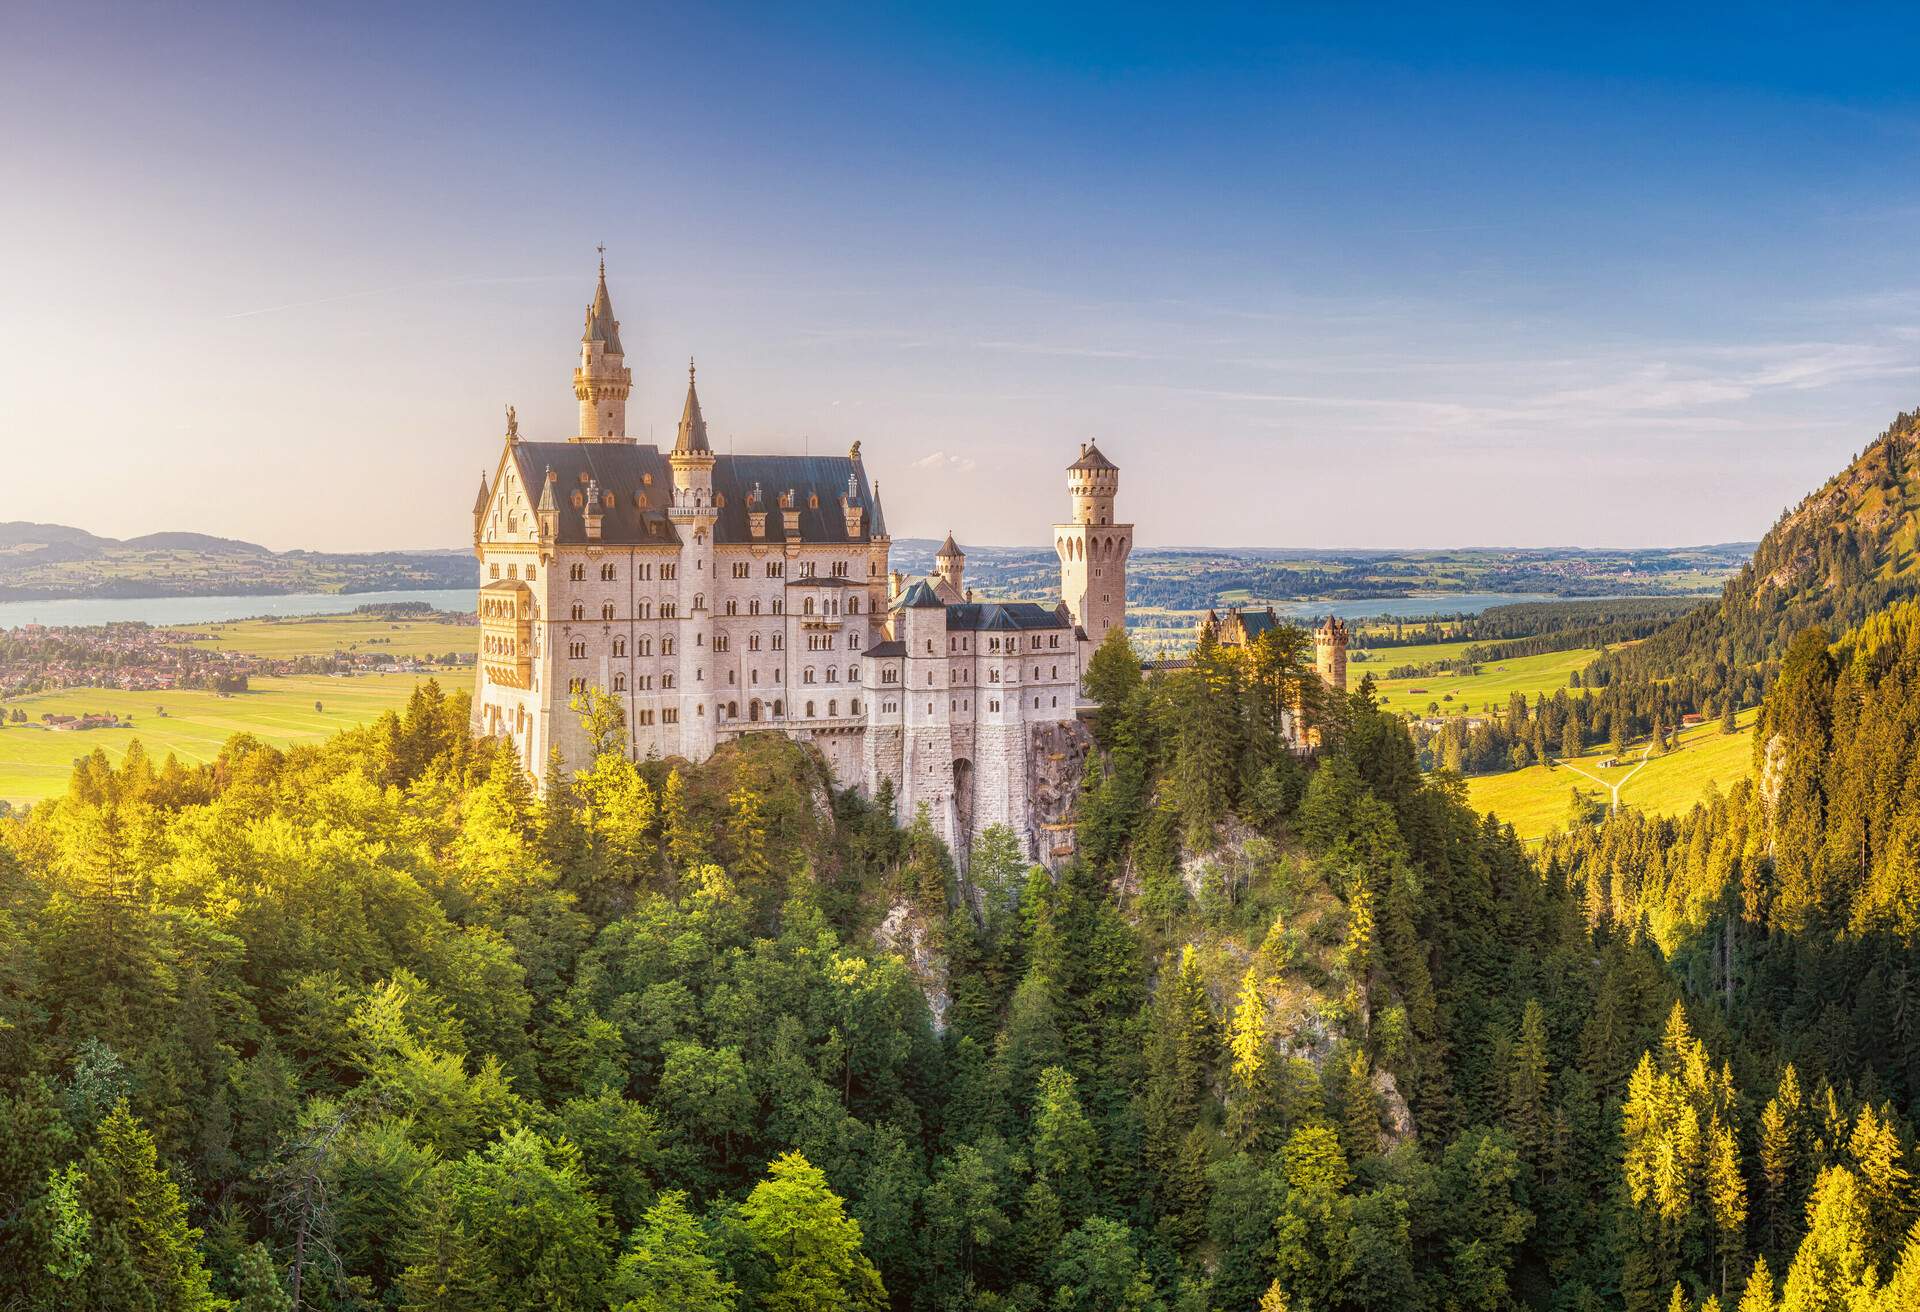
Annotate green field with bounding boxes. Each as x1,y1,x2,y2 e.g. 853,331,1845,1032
1465,709,1758,841
0,673,437,806
1353,640,1601,716
167,613,477,660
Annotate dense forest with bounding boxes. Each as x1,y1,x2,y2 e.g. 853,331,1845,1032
1,607,1916,1310
1587,410,1920,720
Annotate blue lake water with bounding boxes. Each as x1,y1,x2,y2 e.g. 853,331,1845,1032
0,587,1619,630
0,589,476,629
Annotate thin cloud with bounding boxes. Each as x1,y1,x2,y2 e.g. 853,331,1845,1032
911,450,977,472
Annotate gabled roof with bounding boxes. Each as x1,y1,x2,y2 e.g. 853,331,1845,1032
473,471,490,515
944,600,1072,632
1068,441,1117,472
503,444,884,548
863,639,907,658
897,580,944,609
582,261,623,354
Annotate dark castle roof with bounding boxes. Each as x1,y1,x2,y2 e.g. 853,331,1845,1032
1068,442,1117,472
506,442,881,548
896,580,944,609
945,600,1073,632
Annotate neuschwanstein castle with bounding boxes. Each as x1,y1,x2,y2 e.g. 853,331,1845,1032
471,262,1131,863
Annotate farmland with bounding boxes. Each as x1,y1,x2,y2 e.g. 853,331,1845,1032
167,613,476,660
0,672,437,807
1352,639,1601,717
1465,708,1758,842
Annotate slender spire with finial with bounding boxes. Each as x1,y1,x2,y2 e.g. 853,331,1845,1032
674,356,711,455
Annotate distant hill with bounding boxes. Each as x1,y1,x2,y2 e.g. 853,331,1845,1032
0,521,475,602
1595,408,1920,706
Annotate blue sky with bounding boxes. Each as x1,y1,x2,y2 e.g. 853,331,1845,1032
7,3,1920,550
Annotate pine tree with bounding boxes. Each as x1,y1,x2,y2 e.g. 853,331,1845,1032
76,1100,222,1311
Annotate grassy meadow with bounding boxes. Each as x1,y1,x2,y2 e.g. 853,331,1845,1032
1353,639,1601,717
1465,708,1758,842
167,613,476,660
0,672,435,807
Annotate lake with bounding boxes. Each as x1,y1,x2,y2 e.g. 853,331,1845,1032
0,589,476,629
0,587,1624,630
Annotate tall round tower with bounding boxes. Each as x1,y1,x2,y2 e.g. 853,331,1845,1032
573,256,632,442
1054,442,1132,641
1314,616,1350,693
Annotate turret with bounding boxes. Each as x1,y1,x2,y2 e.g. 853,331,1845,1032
573,256,632,442
934,532,965,598
669,359,717,504
1055,442,1132,641
1314,616,1350,694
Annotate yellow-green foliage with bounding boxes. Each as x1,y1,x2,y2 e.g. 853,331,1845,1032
166,613,475,659
1357,640,1602,716
0,673,431,806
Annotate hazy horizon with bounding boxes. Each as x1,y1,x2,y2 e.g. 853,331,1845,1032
8,4,1920,552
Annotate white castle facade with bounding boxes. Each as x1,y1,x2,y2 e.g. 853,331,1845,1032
471,263,1132,862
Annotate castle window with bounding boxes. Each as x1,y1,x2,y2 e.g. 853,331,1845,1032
848,633,860,649
635,708,652,724
662,602,677,618
927,672,935,686
925,640,933,654
727,670,735,684
613,673,626,691
661,564,676,580
804,668,815,684
748,599,760,615
772,633,784,651
850,699,860,715
748,633,761,651
571,603,584,621
1049,635,1059,648
662,637,675,655
767,562,783,578
773,699,784,717
636,637,650,656
826,666,836,682
569,676,586,693
726,600,738,616
664,707,678,723
526,566,535,580
849,664,858,681
602,563,616,581
828,699,838,716
806,701,816,717
1052,696,1058,707
849,596,860,614
613,637,627,657
733,562,750,578
637,563,651,580
637,601,651,619
772,600,783,615
800,560,816,578
570,563,585,581
728,701,738,718
693,593,705,611
568,640,586,659
715,635,729,652
882,667,898,684
1051,665,1058,679
831,560,848,577
803,597,815,616
506,564,517,579
662,672,675,688
602,602,615,620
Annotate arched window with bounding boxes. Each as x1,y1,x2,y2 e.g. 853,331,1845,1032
826,666,837,683
693,593,705,611
571,602,584,621
613,637,627,657
726,599,738,615
570,563,585,581
749,598,761,615
727,701,738,718
748,633,761,651
806,700,816,717
613,673,626,691
828,699,838,716
773,699,784,717
849,596,860,614
600,563,616,581
601,602,615,620
803,597,815,616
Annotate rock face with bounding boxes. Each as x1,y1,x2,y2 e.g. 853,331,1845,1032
874,900,950,1033
1372,1068,1417,1146
1026,718,1093,870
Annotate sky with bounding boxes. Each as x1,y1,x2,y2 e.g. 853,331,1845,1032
7,3,1920,552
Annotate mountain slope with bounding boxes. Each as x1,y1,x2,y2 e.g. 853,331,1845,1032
1596,407,1920,705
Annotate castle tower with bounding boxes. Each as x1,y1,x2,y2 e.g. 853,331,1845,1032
573,257,632,442
1314,616,1350,694
933,532,965,601
670,361,718,756
895,580,957,851
1054,442,1131,640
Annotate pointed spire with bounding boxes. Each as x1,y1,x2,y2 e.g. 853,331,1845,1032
581,253,623,354
674,357,711,455
537,467,557,513
473,470,490,515
937,531,963,559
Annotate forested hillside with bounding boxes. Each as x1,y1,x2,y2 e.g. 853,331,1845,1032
1589,409,1920,716
0,624,1917,1310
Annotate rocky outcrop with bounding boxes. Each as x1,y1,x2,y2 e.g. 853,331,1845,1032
1027,718,1093,870
874,899,950,1033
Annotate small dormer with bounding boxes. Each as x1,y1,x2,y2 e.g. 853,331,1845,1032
779,487,801,537
537,467,559,540
582,477,604,541
747,481,768,540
